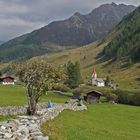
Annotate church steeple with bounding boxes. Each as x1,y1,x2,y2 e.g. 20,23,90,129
92,68,97,79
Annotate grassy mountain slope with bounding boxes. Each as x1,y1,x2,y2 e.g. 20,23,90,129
103,6,140,62
34,40,140,91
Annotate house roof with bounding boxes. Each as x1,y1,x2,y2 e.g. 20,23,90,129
0,75,15,80
84,90,103,96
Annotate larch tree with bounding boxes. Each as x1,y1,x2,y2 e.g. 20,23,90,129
13,60,66,115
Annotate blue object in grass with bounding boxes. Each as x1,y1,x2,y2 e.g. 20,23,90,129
47,101,53,108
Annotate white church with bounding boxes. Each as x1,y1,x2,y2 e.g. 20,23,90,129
91,68,105,87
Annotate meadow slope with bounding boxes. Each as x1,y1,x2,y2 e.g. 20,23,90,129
34,41,140,91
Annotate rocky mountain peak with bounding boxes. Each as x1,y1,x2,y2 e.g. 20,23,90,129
111,2,117,6
73,12,81,16
0,3,136,61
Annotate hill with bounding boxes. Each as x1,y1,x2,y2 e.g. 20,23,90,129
33,40,140,91
102,6,140,62
0,3,135,61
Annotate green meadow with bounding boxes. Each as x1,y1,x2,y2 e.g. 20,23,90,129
0,85,69,107
42,104,140,140
0,85,69,121
0,85,140,140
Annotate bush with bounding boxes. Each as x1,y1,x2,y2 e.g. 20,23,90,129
114,90,140,106
53,84,71,92
72,85,95,99
106,92,118,102
132,93,140,106
73,88,82,99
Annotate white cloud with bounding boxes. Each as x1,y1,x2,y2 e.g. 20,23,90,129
0,17,44,41
0,1,28,14
0,17,44,27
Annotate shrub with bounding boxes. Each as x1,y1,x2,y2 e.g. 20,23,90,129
72,85,95,99
132,93,140,106
106,92,118,102
53,84,71,92
114,90,140,106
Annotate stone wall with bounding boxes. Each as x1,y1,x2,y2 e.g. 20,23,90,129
0,100,87,140
0,103,56,116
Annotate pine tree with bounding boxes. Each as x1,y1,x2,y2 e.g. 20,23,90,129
65,61,83,88
74,61,83,85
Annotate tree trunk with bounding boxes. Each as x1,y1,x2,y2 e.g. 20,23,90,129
27,97,37,115
25,85,38,115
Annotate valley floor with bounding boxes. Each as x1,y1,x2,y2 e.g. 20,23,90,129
0,85,140,140
0,85,69,107
42,104,140,140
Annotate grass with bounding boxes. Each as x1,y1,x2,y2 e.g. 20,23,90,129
0,115,16,122
41,104,140,140
34,41,140,91
0,85,69,107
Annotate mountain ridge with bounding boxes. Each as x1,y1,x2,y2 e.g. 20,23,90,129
0,3,136,61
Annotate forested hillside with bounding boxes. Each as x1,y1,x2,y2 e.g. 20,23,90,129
103,6,140,62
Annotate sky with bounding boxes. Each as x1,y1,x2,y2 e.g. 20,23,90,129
0,0,140,41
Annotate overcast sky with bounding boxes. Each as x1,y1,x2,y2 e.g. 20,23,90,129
0,0,139,41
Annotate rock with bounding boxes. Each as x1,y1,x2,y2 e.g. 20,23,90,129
1,125,6,130
36,136,49,140
4,132,13,138
30,131,43,137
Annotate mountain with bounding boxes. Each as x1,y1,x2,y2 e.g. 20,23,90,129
0,40,4,45
0,3,135,61
17,3,135,46
102,6,140,62
32,6,140,91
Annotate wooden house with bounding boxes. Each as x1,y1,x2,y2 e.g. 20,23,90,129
84,90,103,103
0,76,15,85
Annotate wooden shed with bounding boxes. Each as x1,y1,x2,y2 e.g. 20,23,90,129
84,90,103,103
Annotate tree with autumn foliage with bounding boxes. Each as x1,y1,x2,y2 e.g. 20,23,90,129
13,60,66,115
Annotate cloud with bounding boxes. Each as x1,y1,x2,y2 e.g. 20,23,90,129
0,1,28,14
0,0,139,41
0,16,45,41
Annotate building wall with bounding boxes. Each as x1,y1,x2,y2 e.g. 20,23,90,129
97,82,105,87
2,82,15,85
92,79,97,85
87,95,100,103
